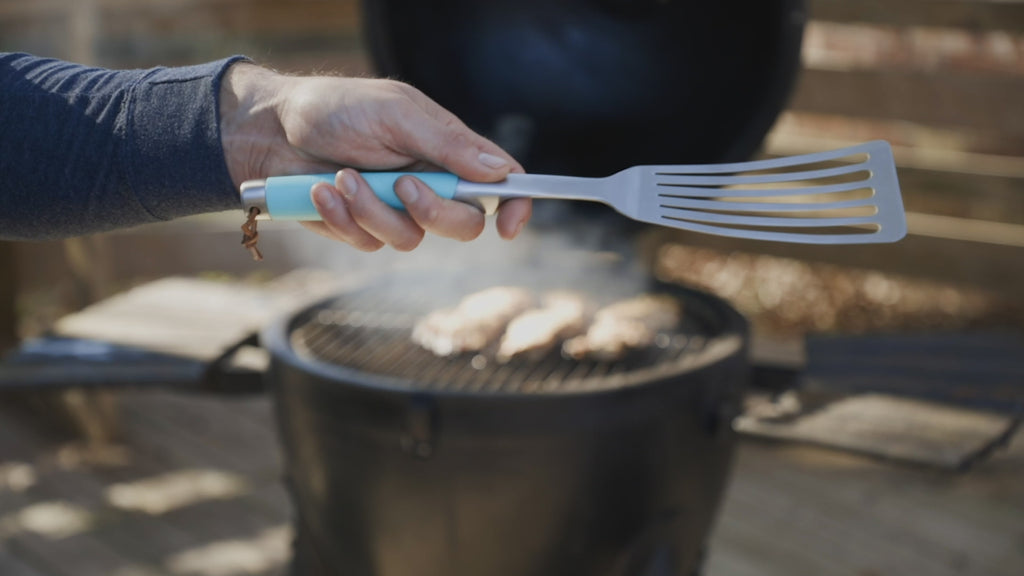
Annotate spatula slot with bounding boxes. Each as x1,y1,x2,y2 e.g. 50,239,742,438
659,187,876,205
653,167,872,187
656,181,874,199
659,204,880,220
660,216,883,236
737,153,870,177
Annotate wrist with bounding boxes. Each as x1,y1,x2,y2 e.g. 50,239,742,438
219,62,288,188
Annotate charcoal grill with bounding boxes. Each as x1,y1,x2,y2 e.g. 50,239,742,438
263,264,749,576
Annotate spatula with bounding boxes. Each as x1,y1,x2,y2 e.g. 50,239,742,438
240,140,905,245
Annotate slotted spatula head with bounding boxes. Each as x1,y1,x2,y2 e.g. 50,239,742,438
617,140,906,244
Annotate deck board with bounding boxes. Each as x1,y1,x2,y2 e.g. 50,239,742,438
2,390,1022,576
0,544,47,576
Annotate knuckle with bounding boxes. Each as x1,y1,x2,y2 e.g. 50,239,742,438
354,239,384,252
435,142,466,169
459,220,486,242
370,80,415,111
392,230,425,252
443,128,471,149
344,196,377,220
415,204,441,228
321,213,359,238
373,78,407,95
392,79,420,96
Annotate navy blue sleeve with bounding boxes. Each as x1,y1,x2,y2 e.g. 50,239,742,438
0,53,250,240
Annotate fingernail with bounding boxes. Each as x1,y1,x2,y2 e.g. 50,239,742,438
338,170,358,200
312,183,337,210
513,220,525,238
395,177,419,205
478,152,509,169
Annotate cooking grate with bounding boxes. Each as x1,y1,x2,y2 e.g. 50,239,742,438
287,278,736,395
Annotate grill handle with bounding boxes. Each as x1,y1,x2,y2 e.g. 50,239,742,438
0,336,267,395
399,396,437,458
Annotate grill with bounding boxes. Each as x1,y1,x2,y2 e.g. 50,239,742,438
287,274,736,395
331,0,805,568
264,263,750,576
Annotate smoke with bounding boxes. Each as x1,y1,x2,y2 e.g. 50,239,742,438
274,200,657,309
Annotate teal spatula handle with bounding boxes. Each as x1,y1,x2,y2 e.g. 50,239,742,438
251,172,460,220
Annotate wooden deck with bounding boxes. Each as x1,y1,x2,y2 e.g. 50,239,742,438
1,390,1021,576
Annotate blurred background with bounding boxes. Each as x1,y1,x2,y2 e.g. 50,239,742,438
1,1,1023,576
1,0,1022,341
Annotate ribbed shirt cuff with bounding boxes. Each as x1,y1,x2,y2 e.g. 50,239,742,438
125,55,251,221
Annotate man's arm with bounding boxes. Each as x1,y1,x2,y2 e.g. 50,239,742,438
0,52,245,240
1,54,531,247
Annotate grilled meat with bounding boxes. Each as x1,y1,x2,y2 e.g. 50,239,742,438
563,294,681,360
411,286,533,356
496,291,589,363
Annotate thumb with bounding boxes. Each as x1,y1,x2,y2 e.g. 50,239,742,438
407,118,522,183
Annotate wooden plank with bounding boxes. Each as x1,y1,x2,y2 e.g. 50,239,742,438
81,493,290,576
0,0,364,69
0,407,125,516
1,390,291,576
91,33,368,71
158,523,291,576
0,544,47,576
0,0,359,27
4,532,167,576
707,432,1024,576
809,0,1024,33
115,391,284,479
885,168,1024,225
712,470,1001,576
789,68,1024,136
105,392,292,519
51,277,293,363
157,496,290,553
905,212,1024,247
98,0,362,36
0,411,168,576
804,20,1024,76
0,0,76,20
768,111,1024,160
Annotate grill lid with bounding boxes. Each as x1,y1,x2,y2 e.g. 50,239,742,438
286,271,745,396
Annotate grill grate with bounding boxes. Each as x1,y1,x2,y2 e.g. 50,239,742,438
288,279,725,395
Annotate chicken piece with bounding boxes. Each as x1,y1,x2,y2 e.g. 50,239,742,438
496,291,589,363
563,293,681,361
411,286,533,356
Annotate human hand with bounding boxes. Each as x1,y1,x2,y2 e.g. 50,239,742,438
219,62,531,251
